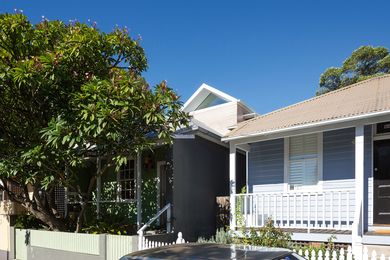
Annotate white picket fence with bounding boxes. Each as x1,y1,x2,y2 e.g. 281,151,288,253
294,246,390,260
140,232,186,250
294,246,352,260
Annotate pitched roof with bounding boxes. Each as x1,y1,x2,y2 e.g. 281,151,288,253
224,75,390,140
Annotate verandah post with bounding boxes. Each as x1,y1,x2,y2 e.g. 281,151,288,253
136,152,142,229
229,142,237,230
352,125,364,260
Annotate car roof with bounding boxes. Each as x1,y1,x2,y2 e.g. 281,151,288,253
122,243,295,260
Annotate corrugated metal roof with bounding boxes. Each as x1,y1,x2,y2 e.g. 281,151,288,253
226,75,390,139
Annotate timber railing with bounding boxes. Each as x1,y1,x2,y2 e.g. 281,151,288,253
234,188,355,231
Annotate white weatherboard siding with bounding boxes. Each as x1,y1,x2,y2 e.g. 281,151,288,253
15,229,28,260
191,102,238,136
30,229,100,255
106,234,137,260
0,215,10,257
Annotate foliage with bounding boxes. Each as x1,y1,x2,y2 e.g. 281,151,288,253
317,46,390,95
235,186,246,228
82,220,135,235
236,218,292,248
198,219,291,249
0,13,189,232
14,214,45,229
197,228,232,244
292,235,339,255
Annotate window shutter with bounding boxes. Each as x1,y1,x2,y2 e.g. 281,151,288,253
289,134,319,188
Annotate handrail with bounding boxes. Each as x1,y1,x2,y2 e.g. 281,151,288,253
137,203,172,250
234,188,355,196
137,203,171,234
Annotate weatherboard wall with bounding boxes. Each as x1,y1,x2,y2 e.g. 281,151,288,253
247,125,373,227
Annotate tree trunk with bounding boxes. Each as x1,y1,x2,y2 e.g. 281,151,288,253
75,176,96,233
23,202,67,231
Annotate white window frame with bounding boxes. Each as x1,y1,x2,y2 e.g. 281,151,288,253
284,133,323,192
117,158,137,202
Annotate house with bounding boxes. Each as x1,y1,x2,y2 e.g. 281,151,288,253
171,83,255,241
0,83,254,256
63,83,255,241
0,181,25,259
222,75,390,254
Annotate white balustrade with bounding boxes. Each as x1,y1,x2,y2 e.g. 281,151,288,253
234,189,355,230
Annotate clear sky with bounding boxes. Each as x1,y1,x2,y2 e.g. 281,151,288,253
2,0,390,114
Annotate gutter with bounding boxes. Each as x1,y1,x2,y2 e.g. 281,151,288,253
222,109,390,142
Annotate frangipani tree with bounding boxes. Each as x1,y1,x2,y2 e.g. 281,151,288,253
0,13,189,231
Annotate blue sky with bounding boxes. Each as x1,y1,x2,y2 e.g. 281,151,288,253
2,0,390,114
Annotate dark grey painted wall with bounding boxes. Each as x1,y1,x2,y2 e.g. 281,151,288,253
248,138,284,192
172,135,245,241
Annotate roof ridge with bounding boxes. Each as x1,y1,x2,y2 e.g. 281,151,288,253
226,74,390,137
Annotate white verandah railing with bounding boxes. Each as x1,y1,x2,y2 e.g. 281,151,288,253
234,188,355,231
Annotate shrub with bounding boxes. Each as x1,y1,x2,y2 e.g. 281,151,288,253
197,228,232,244
14,214,45,229
236,218,292,248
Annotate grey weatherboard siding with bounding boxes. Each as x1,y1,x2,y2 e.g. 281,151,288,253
247,125,374,227
248,138,284,193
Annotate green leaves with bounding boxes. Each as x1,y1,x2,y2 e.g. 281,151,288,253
317,46,390,95
0,13,189,231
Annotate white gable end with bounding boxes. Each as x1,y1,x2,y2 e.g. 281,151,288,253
182,83,254,136
182,83,237,113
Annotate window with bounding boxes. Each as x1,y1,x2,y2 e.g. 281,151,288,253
195,93,227,110
376,122,390,135
118,159,136,200
287,133,321,189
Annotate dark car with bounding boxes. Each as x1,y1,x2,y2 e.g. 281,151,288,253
120,243,306,260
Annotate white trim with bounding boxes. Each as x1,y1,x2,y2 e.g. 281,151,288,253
223,110,390,143
246,151,249,193
283,133,323,192
283,137,289,191
182,83,238,113
173,134,195,139
229,143,237,230
353,125,365,249
318,132,323,183
136,153,142,228
156,161,166,214
373,134,390,141
370,124,374,227
117,157,137,202
96,157,101,219
189,100,236,114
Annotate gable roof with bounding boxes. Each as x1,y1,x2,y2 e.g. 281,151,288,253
182,83,238,113
224,75,390,141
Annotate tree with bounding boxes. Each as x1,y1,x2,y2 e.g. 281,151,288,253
316,46,390,95
0,13,189,231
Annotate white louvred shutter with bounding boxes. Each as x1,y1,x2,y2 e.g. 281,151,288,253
289,134,318,188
